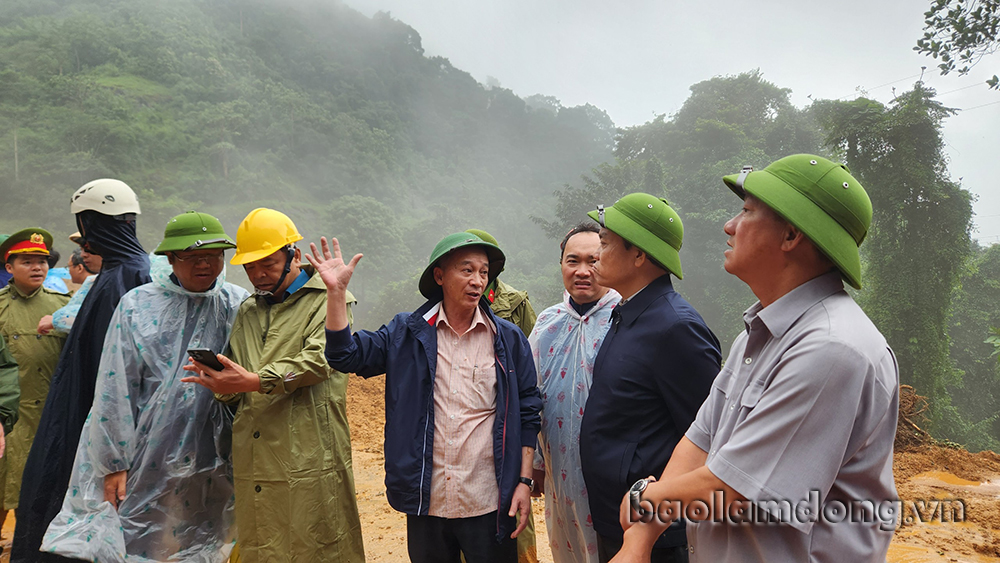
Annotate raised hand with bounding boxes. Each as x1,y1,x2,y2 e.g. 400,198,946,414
305,237,363,294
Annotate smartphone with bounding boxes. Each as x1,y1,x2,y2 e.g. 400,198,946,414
188,348,225,371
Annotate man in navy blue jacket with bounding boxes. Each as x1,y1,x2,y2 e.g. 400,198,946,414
309,233,542,563
580,194,721,563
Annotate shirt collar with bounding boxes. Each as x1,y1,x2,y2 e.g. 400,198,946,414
745,271,845,338
8,281,42,299
618,282,651,307
436,301,491,336
614,274,673,327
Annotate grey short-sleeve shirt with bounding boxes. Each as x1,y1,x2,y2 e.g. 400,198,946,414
685,272,899,562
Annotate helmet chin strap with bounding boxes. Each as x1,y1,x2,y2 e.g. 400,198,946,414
254,246,296,298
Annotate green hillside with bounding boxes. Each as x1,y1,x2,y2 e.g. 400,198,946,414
0,0,615,322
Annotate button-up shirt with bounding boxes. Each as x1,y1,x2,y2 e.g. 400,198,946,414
580,274,721,547
429,303,499,518
685,271,899,562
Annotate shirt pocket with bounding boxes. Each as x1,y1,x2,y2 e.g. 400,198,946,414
466,360,497,412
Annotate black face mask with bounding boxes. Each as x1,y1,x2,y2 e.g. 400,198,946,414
76,210,146,265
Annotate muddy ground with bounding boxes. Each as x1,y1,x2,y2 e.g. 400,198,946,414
1,375,996,562
348,376,1000,563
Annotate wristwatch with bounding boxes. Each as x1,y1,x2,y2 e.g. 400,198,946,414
518,476,535,491
629,478,650,515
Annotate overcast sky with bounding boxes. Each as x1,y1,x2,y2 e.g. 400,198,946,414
342,0,1000,242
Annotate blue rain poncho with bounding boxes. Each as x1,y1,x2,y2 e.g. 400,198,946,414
529,289,619,563
51,275,96,334
40,256,249,563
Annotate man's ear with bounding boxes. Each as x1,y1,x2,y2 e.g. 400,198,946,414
166,253,176,266
780,224,807,251
633,248,646,268
433,265,445,286
4,262,12,275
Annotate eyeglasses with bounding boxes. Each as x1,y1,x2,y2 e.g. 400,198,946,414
172,251,225,265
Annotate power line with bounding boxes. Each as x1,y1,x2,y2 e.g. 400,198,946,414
834,73,922,101
959,99,1000,112
937,82,984,96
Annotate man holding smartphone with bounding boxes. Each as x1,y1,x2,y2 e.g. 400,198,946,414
182,208,365,563
41,211,247,562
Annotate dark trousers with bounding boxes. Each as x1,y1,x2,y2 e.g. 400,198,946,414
596,533,689,563
407,511,517,563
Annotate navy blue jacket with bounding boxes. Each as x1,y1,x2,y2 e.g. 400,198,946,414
580,275,721,548
325,297,542,542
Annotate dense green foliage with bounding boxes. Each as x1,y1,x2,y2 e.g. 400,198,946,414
0,0,614,324
948,243,1000,451
814,86,975,433
916,0,1000,88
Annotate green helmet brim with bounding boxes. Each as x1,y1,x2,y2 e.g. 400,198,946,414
154,235,237,255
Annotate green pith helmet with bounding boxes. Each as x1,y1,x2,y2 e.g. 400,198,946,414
153,211,237,255
418,233,506,299
722,154,873,289
587,192,685,279
0,228,54,262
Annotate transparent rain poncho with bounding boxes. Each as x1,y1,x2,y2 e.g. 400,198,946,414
51,274,96,334
41,256,250,563
529,289,620,563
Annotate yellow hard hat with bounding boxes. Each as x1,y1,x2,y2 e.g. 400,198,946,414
231,208,303,265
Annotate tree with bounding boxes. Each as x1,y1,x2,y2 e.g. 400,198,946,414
532,158,657,239
915,0,1000,88
946,242,1000,451
814,84,974,432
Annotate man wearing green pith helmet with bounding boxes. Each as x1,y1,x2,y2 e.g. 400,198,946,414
612,155,899,563
41,211,248,562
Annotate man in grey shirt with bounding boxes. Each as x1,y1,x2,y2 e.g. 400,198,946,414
611,154,899,562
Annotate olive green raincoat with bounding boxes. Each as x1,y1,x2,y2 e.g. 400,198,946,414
0,283,68,510
489,279,537,338
0,335,19,434
222,269,365,563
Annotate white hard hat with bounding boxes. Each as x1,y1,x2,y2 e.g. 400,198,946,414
70,179,141,216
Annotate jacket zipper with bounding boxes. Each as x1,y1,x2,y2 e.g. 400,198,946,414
495,336,509,539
